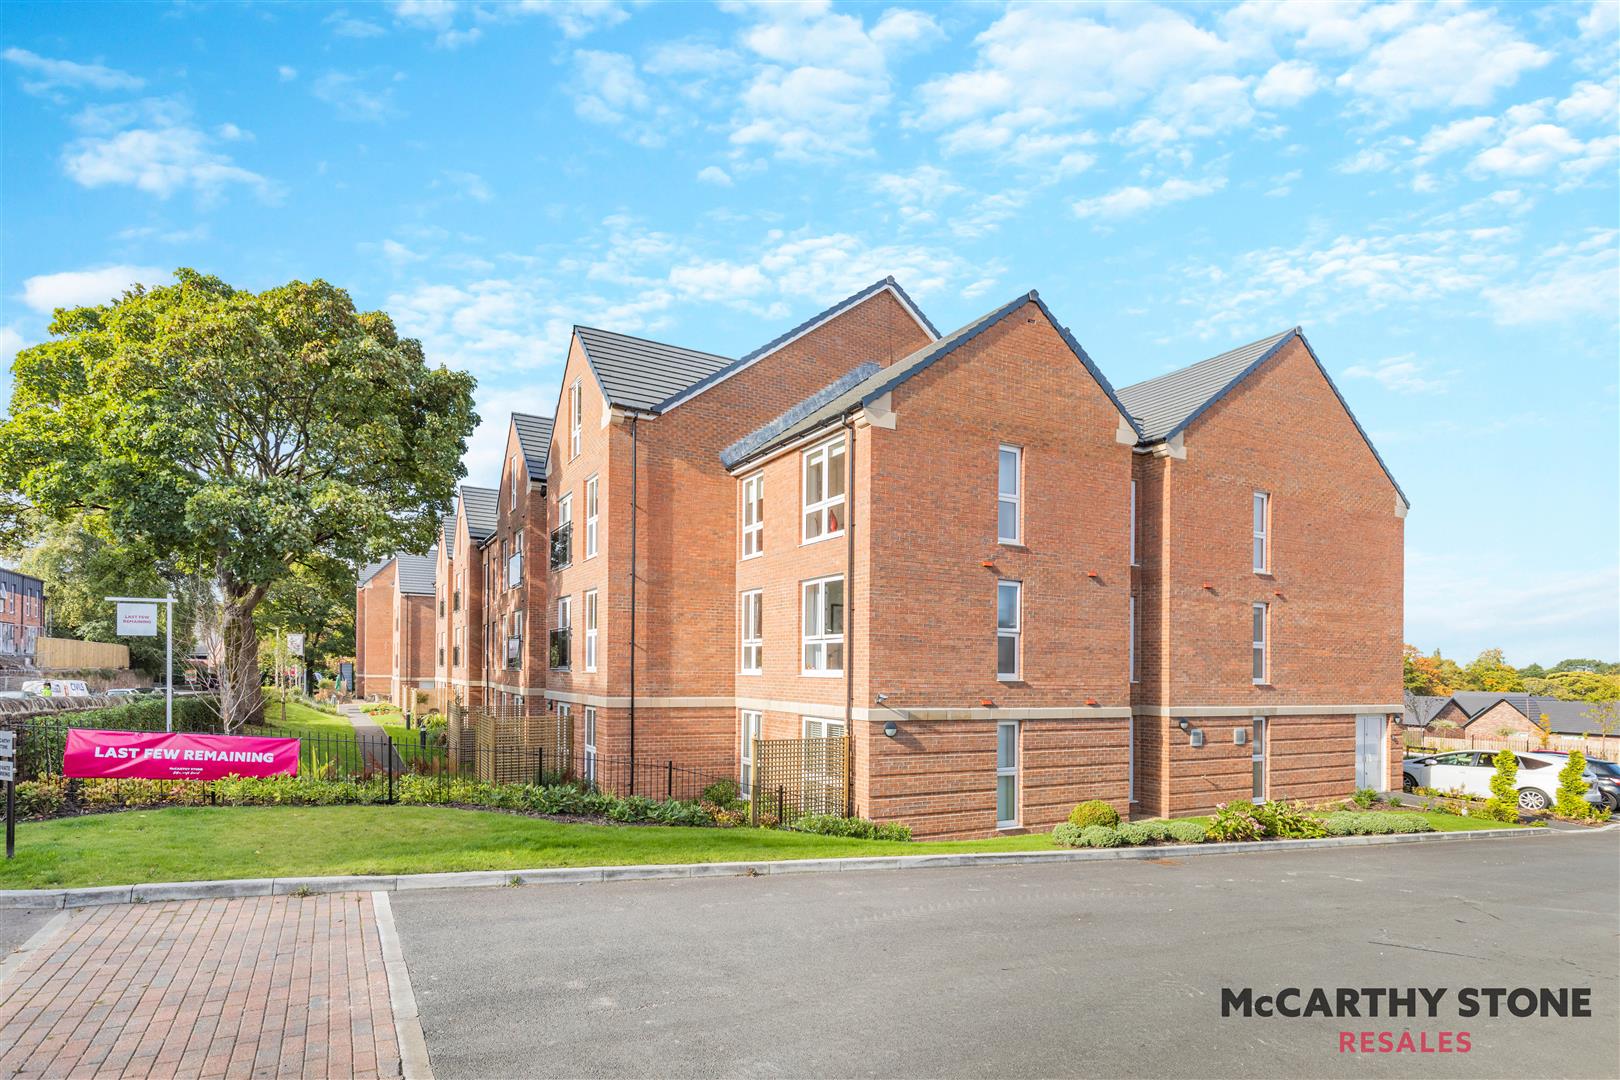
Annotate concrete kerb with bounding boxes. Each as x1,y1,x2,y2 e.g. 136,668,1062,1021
0,824,1546,910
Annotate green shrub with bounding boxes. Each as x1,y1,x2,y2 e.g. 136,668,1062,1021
1067,800,1120,828
1251,800,1328,839
1387,794,1403,807
1052,822,1085,848
702,779,741,807
1207,803,1264,842
1134,820,1173,842
792,814,911,841
1482,747,1520,822
1320,811,1435,837
15,777,67,818
1351,787,1379,808
1077,825,1122,847
1554,750,1600,821
1116,822,1157,845
1166,820,1208,843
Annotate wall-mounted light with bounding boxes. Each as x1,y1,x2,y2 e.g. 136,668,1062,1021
1085,697,1098,706
883,720,898,738
1177,718,1190,732
875,692,889,705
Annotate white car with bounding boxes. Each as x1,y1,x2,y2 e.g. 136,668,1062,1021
1402,750,1597,811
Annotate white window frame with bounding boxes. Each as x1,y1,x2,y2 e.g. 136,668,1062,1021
584,475,599,559
582,705,596,784
741,472,764,559
996,720,1019,829
583,589,598,673
739,710,761,797
801,575,844,676
1252,602,1269,685
998,444,1021,545
557,595,572,670
800,437,846,544
1129,594,1138,684
1253,491,1270,574
569,379,582,460
740,589,763,675
510,454,519,510
558,491,572,529
1130,479,1139,566
996,579,1021,682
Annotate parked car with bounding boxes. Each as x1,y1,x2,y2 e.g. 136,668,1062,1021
20,679,90,697
1523,752,1620,811
1401,750,1599,811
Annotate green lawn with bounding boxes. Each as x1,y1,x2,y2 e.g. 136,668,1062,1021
0,805,1515,890
256,698,353,739
376,718,439,766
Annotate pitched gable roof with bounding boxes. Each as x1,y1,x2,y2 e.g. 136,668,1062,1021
395,549,437,595
1117,327,1408,506
1450,692,1619,736
511,413,553,476
657,277,940,413
573,327,733,413
441,510,458,561
358,558,394,588
723,291,1139,470
459,485,498,543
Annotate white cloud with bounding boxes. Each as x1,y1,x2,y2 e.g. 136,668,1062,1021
874,164,962,222
1072,175,1225,219
326,10,387,39
1253,59,1322,107
1405,556,1619,665
2,47,143,96
442,170,492,201
569,50,666,145
1470,123,1586,177
1557,80,1619,126
1222,0,1417,55
1416,115,1496,160
696,165,733,186
1342,354,1449,394
1482,230,1619,325
61,101,275,200
0,325,26,366
22,265,168,313
516,0,629,39
312,71,401,122
725,2,942,160
1334,9,1551,113
277,66,298,82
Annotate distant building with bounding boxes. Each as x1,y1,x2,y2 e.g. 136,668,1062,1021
0,568,46,659
1422,692,1618,739
355,550,437,708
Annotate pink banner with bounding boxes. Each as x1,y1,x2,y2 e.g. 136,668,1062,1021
63,728,300,781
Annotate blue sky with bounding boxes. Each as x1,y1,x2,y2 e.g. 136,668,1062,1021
2,1,1616,664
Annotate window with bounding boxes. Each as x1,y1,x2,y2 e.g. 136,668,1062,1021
1252,602,1268,684
584,475,598,559
1128,594,1138,683
510,454,519,510
998,445,1021,544
551,493,573,571
437,631,445,668
1130,479,1139,566
801,576,844,675
996,721,1019,828
584,589,598,673
582,706,596,783
1253,491,1270,573
508,531,523,590
801,437,846,542
507,610,523,670
739,711,761,797
740,590,763,674
569,379,582,460
741,473,764,558
997,580,1021,680
551,596,572,670
802,717,847,806
453,627,462,668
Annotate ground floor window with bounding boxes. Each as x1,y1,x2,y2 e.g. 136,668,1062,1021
583,706,597,784
1251,716,1266,804
739,710,761,797
802,716,846,812
996,721,1019,828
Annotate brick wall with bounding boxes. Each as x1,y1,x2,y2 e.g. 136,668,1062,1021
355,562,396,700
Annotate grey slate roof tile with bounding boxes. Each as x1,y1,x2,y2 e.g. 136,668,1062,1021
574,327,733,414
395,550,437,595
441,510,458,561
1451,692,1619,738
459,485,498,542
1116,329,1295,442
721,362,881,469
511,413,554,475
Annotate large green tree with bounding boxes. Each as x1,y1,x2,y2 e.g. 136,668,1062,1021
254,554,356,683
0,270,475,729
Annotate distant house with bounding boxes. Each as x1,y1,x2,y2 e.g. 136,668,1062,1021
1420,692,1618,739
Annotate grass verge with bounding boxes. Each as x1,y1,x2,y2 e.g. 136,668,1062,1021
0,805,1515,891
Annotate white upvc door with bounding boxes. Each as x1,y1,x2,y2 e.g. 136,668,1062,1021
583,706,597,785
1354,714,1386,791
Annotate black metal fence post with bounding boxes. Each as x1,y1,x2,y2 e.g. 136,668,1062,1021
387,736,395,804
777,785,784,824
666,760,673,800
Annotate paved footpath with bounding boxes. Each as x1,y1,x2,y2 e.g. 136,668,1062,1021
0,894,400,1079
340,703,404,773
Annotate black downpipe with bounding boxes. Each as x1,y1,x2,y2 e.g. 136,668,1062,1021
628,413,639,794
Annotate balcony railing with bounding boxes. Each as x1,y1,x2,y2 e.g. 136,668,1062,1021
549,628,571,670
549,522,572,571
507,551,523,589
506,635,522,670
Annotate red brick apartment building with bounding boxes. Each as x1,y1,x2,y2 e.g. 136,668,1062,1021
355,551,437,708
359,277,1405,836
0,568,46,660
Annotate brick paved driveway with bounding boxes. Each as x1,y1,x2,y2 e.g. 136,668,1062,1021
0,894,401,1079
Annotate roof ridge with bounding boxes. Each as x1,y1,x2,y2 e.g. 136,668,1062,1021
573,323,731,360
1117,326,1297,395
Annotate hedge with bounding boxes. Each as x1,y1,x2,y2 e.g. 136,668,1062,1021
6,697,222,779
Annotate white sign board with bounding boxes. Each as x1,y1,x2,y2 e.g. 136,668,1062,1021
287,633,305,657
0,730,13,756
0,761,13,782
116,602,160,637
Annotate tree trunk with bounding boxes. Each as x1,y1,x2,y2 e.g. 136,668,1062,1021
219,584,265,732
